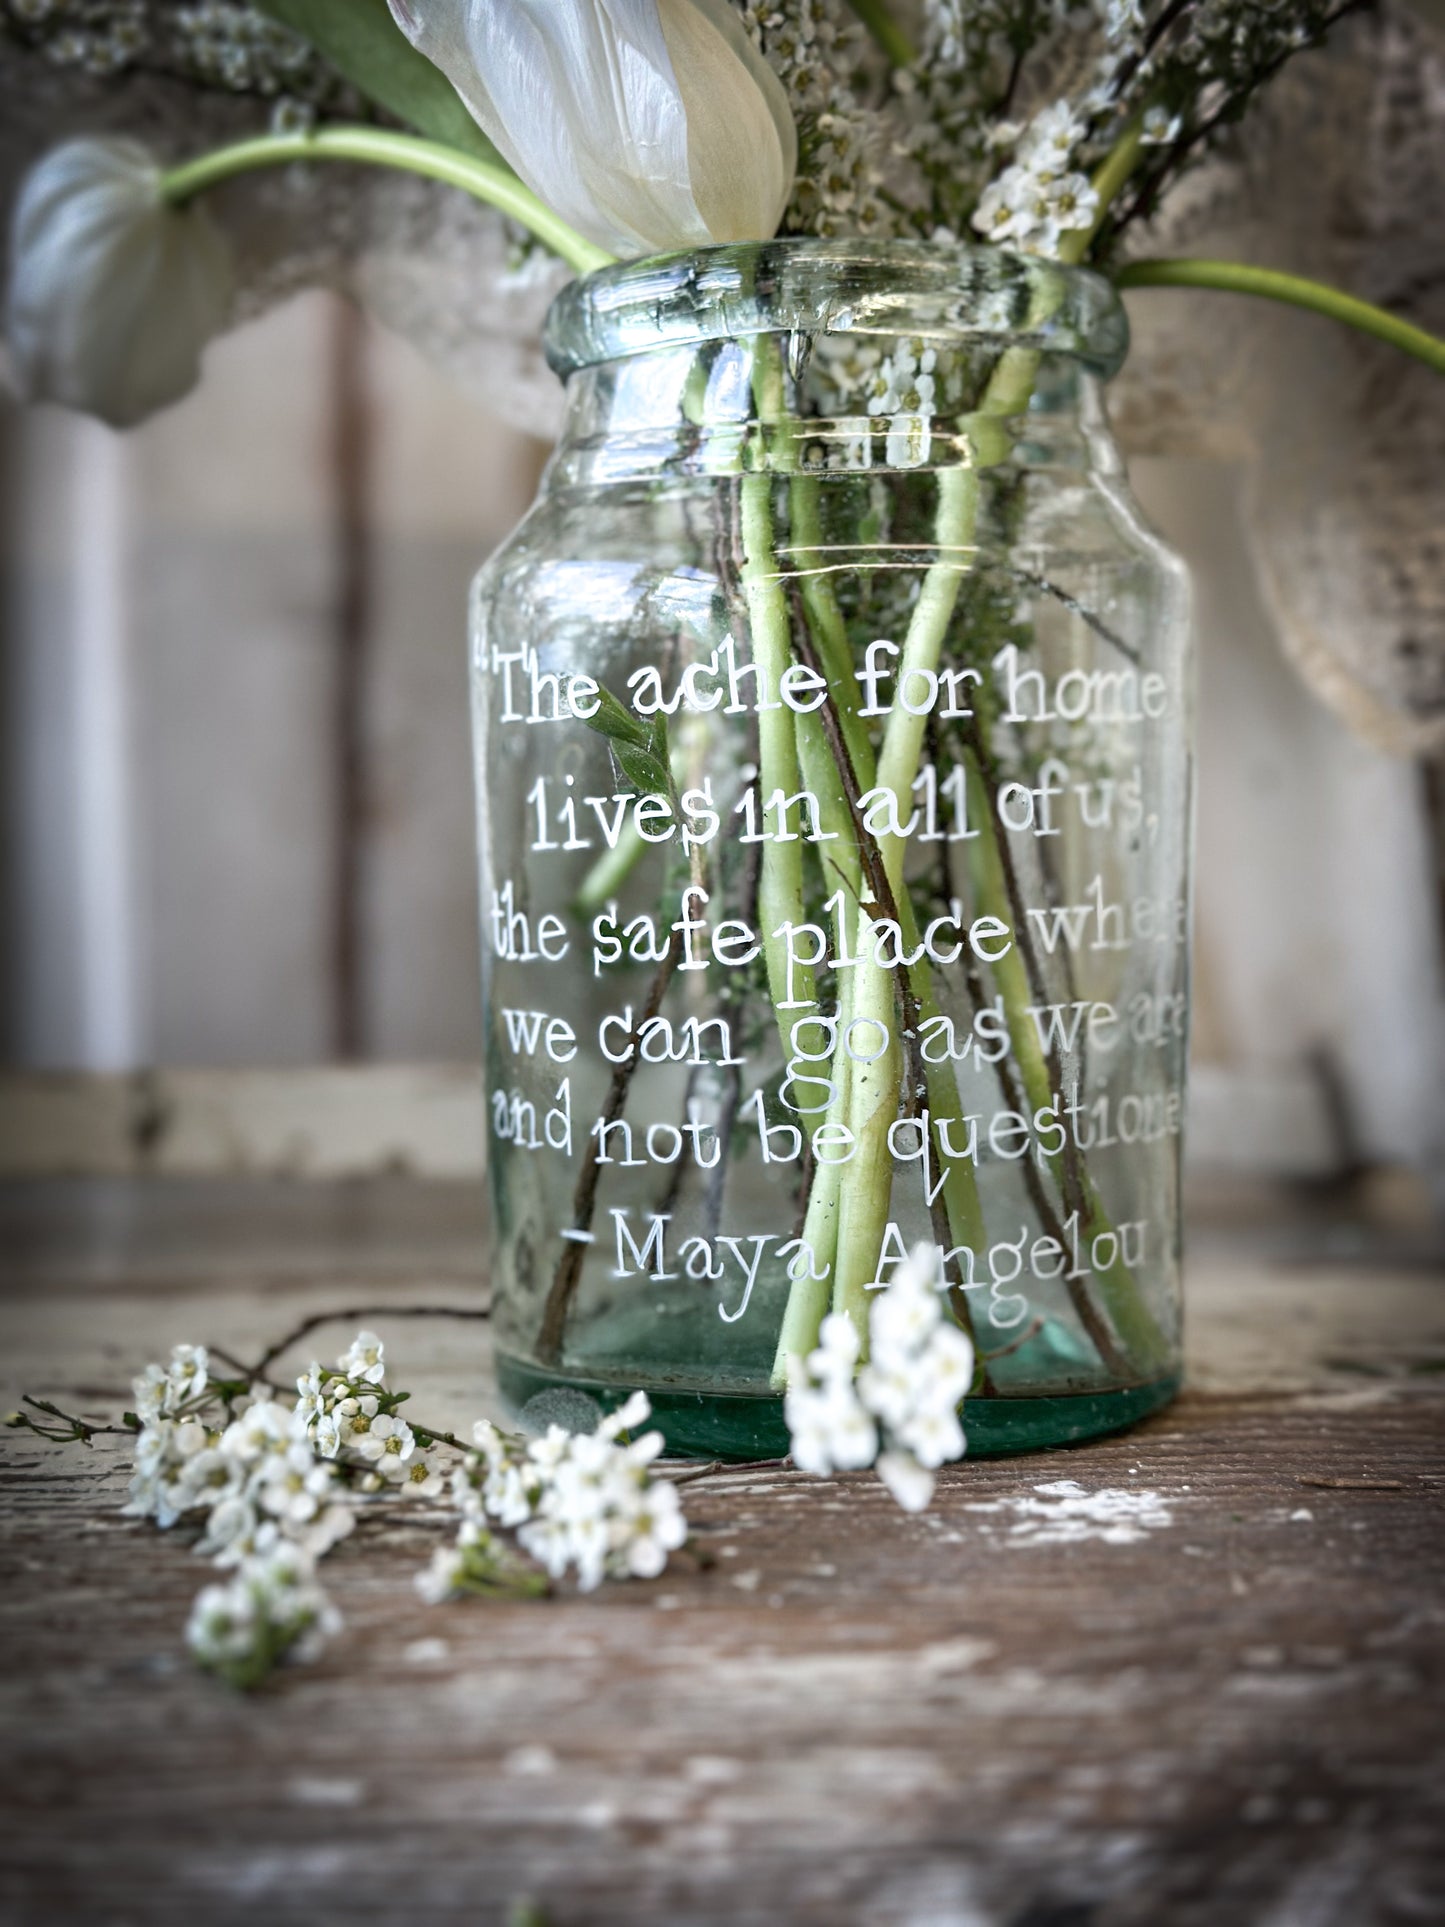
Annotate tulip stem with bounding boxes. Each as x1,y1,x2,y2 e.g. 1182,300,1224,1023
159,126,614,278
1114,258,1445,376
739,492,814,1044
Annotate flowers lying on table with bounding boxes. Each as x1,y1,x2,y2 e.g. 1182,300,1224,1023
10,1250,978,1689
419,1391,688,1601
186,1544,342,1693
99,1327,695,1688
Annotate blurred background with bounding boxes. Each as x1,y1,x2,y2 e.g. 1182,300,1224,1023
2,287,1441,1203
0,1,1442,1220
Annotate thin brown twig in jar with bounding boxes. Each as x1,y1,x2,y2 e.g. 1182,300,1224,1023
535,928,687,1364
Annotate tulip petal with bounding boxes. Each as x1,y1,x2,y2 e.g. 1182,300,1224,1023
8,139,233,429
390,0,706,257
389,0,796,256
658,0,796,244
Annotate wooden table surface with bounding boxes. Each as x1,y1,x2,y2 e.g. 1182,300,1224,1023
2,1177,1443,1925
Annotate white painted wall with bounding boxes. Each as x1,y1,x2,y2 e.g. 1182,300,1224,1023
2,409,137,1067
2,291,543,1068
1136,458,1445,1176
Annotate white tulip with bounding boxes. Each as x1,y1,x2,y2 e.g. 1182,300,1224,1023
6,138,234,429
388,0,797,259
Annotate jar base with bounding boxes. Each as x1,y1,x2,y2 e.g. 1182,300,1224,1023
496,1352,1181,1461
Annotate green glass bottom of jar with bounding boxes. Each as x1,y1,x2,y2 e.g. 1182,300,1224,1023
496,1352,1181,1461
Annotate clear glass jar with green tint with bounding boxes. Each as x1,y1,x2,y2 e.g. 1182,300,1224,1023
471,239,1192,1458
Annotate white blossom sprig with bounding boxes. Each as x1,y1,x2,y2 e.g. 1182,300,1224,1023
187,1541,342,1691
12,1321,696,1689
293,1329,445,1496
969,100,1098,257
115,1326,470,1687
430,1392,690,1597
413,1519,552,1603
784,1242,975,1512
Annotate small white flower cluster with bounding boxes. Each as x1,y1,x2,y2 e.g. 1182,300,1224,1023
113,1328,693,1683
125,1342,222,1528
186,1542,340,1691
740,0,897,240
172,2,315,96
3,0,337,113
294,1330,444,1499
425,1392,688,1597
125,1328,445,1687
121,1339,356,1685
884,0,1308,252
131,1340,209,1423
192,1395,355,1567
784,1244,975,1512
970,101,1099,259
866,337,937,470
2,0,144,76
823,328,984,473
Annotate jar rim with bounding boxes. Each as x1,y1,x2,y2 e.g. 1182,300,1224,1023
543,237,1129,381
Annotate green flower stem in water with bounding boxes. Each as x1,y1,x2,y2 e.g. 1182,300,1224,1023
160,126,613,277
772,967,855,1371
571,817,650,920
871,464,981,900
739,468,818,1060
807,462,979,1357
767,707,991,1381
783,648,990,1364
961,756,1170,1375
769,121,1162,1375
788,477,878,781
811,128,1168,1364
741,340,829,1075
572,743,693,918
962,751,1052,1118
828,907,903,1333
764,416,989,1381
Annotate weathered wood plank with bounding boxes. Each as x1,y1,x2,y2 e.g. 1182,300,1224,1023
1,1179,1442,1925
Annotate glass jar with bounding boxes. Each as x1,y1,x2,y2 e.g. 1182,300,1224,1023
471,239,1192,1459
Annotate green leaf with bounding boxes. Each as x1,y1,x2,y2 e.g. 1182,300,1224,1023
611,743,672,798
253,0,507,165
583,683,653,751
580,682,675,794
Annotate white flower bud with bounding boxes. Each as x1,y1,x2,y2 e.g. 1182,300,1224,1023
875,1450,935,1514
388,0,797,258
6,138,233,429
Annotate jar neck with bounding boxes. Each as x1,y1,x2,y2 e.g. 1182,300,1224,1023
539,238,1127,491
544,337,1115,491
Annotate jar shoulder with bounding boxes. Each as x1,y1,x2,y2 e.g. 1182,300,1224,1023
473,467,1192,650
